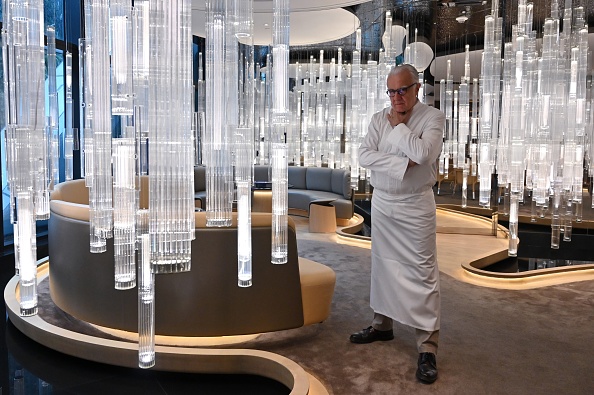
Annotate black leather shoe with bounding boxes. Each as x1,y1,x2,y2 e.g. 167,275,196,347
416,352,438,384
349,326,394,344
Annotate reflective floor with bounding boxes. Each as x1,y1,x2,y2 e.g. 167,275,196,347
0,260,289,395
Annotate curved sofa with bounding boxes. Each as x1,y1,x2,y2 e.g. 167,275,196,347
194,165,355,226
48,178,336,337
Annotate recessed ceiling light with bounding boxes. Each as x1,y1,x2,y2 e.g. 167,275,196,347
456,14,468,23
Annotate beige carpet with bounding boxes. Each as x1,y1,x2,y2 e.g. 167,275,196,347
242,217,594,394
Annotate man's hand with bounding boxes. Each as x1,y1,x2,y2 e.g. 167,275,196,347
387,108,411,128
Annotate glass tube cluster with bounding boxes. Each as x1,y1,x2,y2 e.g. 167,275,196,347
2,0,48,316
474,0,590,254
77,0,196,366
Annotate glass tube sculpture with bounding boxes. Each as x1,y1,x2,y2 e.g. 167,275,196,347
148,0,194,273
2,0,47,316
475,0,590,253
270,0,290,264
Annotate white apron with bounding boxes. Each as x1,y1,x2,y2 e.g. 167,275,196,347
370,187,440,332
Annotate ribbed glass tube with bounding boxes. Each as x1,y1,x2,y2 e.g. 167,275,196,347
78,38,91,183
237,179,252,286
148,0,194,273
16,193,38,316
271,143,288,264
205,0,233,227
110,0,134,116
234,0,255,286
478,13,501,208
85,0,114,241
138,233,155,369
349,31,361,188
270,0,289,264
508,194,519,257
47,26,60,187
132,0,150,176
113,138,136,289
64,52,75,180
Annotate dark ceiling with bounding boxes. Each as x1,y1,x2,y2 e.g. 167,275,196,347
289,0,594,63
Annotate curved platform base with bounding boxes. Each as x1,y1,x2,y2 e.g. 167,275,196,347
337,206,594,289
5,261,328,395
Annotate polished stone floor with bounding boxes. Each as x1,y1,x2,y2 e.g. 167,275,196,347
0,257,290,395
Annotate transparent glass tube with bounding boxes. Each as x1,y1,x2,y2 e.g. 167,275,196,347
462,161,468,208
65,52,74,180
113,138,136,289
132,1,150,176
17,193,38,316
271,143,288,264
138,233,155,369
86,0,114,241
508,194,519,257
148,0,194,273
47,26,60,185
270,0,289,263
205,0,233,227
110,1,134,115
237,180,252,286
78,38,90,182
350,31,361,189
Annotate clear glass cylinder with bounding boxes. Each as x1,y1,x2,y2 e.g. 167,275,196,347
148,0,194,273
46,26,60,185
113,138,137,289
138,233,155,369
110,1,134,115
205,0,233,227
508,195,519,257
236,180,252,287
65,52,75,180
271,143,288,264
16,193,38,316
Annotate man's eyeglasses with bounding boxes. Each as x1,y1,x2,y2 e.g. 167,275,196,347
386,83,417,97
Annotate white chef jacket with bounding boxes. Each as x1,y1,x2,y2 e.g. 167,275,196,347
359,100,445,331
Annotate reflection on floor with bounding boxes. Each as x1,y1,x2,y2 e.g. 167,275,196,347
0,255,291,395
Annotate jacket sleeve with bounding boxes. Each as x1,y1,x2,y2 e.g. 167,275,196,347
385,110,445,165
359,112,409,181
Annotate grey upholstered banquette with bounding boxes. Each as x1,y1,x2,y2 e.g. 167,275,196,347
48,179,336,337
194,165,354,225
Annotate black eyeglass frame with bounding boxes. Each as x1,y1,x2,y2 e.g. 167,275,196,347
386,83,417,97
